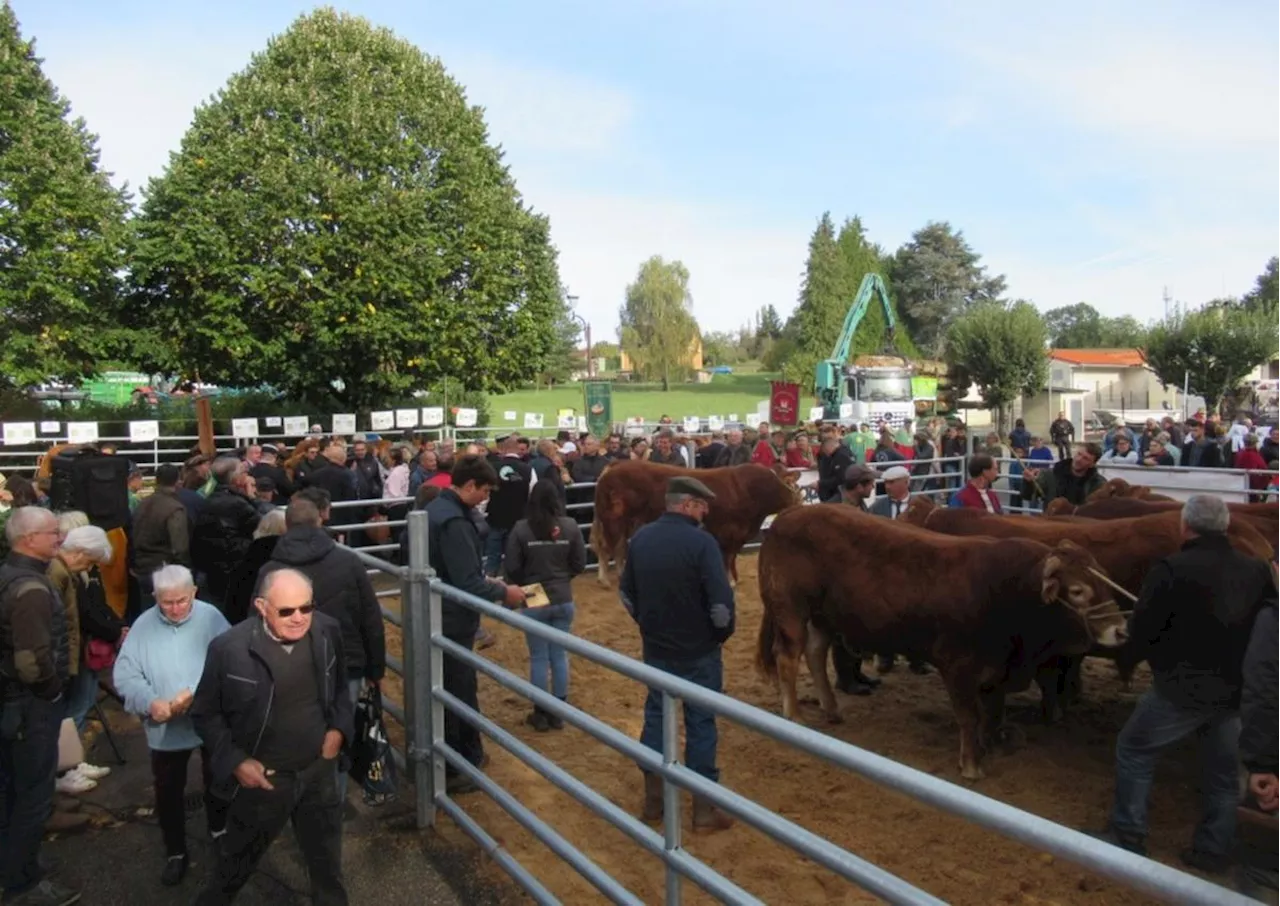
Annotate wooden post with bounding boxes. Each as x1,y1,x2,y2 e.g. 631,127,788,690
195,396,215,458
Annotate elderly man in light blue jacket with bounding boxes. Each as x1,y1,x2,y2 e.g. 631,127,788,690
114,565,230,888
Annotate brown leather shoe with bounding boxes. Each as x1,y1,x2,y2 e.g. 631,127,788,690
692,795,734,833
44,810,91,833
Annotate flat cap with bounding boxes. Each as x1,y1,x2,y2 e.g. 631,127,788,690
882,465,912,482
260,443,279,456
668,475,716,500
843,464,878,487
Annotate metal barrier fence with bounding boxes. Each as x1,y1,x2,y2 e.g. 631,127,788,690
322,497,1255,905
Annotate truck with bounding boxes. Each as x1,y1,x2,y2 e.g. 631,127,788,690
814,274,916,428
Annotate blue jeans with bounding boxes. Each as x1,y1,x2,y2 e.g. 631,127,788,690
65,668,99,735
639,650,723,782
523,603,575,698
0,694,65,895
337,678,362,804
484,528,508,577
1110,687,1241,855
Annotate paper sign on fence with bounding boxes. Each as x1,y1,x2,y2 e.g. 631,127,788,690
727,413,739,423
39,421,61,434
129,421,159,443
683,416,701,433
283,416,309,435
455,408,478,427
264,416,282,428
395,409,418,429
808,406,825,422
557,408,575,419
369,411,394,431
707,415,724,431
838,403,854,419
524,412,544,429
67,422,99,444
332,414,356,434
3,423,36,445
557,414,575,429
421,407,444,427
503,410,518,422
232,418,259,439
576,416,587,432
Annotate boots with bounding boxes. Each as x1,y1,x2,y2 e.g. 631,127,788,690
525,707,551,732
692,796,734,833
641,772,663,823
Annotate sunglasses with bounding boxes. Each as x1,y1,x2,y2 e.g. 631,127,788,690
270,603,316,618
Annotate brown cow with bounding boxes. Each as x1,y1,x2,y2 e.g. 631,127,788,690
756,505,1128,780
1045,496,1278,556
1086,477,1175,502
591,461,800,588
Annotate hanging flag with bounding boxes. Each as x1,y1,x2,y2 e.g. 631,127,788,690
770,381,800,426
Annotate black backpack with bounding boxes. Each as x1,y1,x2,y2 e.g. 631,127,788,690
49,450,130,531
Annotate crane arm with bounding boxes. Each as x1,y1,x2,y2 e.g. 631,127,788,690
829,273,896,363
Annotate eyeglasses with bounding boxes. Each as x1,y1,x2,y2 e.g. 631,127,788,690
274,604,316,618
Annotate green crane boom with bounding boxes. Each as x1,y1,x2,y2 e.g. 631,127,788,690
814,273,900,416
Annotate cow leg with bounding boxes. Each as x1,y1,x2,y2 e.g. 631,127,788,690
979,687,1023,755
1034,660,1065,725
803,622,842,724
941,671,985,781
595,531,612,587
774,622,806,721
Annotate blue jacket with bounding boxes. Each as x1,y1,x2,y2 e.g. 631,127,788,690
113,599,229,751
426,489,504,639
619,513,735,661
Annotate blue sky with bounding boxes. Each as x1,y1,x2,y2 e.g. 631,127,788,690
14,0,1279,338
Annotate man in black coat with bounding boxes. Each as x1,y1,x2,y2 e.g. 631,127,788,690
1181,419,1224,468
250,444,295,503
1094,496,1276,874
191,457,262,613
816,435,855,503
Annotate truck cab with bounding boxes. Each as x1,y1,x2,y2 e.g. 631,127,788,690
844,361,915,429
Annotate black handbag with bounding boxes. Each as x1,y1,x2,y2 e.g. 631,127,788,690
348,685,397,806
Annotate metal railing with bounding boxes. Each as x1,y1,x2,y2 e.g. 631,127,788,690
381,508,1252,905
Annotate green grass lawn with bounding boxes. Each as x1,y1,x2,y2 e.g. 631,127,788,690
489,372,780,428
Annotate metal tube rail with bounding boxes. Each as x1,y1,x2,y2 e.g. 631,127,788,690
379,605,402,626
350,547,406,578
435,708,647,906
430,637,764,905
326,521,407,533
386,654,403,676
433,581,1252,906
383,696,405,726
434,792,560,906
433,634,938,905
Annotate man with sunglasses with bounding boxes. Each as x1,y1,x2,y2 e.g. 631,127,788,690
191,568,354,906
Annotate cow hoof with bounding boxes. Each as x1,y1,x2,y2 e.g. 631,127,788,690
960,765,985,782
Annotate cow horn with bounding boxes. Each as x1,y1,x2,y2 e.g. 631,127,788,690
1087,567,1139,604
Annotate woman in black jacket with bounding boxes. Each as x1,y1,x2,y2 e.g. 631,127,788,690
503,482,586,731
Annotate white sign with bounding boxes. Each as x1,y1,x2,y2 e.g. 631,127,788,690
683,416,701,434
332,414,357,435
395,408,418,429
838,402,854,419
624,416,646,437
576,416,588,432
524,412,544,429
727,413,739,423
370,411,395,431
283,416,309,435
808,406,825,422
503,410,518,422
232,418,259,439
1097,464,1251,504
455,408,478,428
557,414,575,429
67,422,99,444
421,407,444,427
39,421,61,435
262,416,280,428
129,420,160,443
3,423,36,445
708,415,724,431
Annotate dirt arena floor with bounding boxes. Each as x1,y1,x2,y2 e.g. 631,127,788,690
380,554,1221,905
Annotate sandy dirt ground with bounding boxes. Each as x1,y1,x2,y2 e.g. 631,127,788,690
379,555,1220,905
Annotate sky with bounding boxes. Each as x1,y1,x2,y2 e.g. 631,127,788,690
13,0,1279,340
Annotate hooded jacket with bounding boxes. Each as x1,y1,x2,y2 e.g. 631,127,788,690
259,526,385,680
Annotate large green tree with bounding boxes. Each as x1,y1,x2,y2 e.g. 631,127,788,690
1241,256,1278,315
945,300,1048,433
889,221,1006,356
1044,301,1148,348
0,2,132,391
1145,303,1278,413
534,292,582,386
126,9,561,407
619,256,700,390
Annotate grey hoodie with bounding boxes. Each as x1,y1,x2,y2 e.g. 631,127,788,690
502,517,586,605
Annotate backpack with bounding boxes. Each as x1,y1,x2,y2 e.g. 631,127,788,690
49,451,130,530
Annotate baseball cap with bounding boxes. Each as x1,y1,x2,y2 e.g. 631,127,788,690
882,466,911,482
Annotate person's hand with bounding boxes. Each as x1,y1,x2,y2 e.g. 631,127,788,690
170,688,194,715
321,729,344,760
1023,467,1040,481
1249,773,1278,811
503,584,527,608
234,758,274,790
148,699,172,723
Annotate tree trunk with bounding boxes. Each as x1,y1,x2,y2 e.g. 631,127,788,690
662,365,669,392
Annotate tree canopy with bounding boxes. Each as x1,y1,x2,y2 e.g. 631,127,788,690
945,300,1048,426
1043,302,1147,349
1144,303,1278,412
1242,256,1278,315
619,256,700,390
125,8,561,408
0,2,132,391
889,221,1006,356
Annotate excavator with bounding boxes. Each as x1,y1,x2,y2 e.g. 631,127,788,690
814,273,916,426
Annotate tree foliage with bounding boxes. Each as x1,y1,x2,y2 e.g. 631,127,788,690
1044,302,1148,348
945,300,1048,425
1241,256,1278,315
618,256,700,390
1144,303,1278,412
756,304,783,340
0,2,132,390
125,8,561,408
889,221,1006,356
534,293,582,386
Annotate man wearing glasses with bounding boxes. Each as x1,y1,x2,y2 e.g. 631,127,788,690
191,569,354,906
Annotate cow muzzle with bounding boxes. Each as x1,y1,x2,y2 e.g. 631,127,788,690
1071,599,1128,648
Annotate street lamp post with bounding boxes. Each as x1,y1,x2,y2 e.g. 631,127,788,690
567,295,592,378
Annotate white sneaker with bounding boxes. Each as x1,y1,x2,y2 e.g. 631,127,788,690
74,762,111,780
56,771,97,794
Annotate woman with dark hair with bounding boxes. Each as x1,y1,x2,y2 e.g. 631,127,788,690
503,481,586,731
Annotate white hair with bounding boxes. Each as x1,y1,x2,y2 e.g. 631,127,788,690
253,508,287,539
1182,495,1230,535
5,506,57,545
60,525,114,563
151,564,196,595
57,510,90,535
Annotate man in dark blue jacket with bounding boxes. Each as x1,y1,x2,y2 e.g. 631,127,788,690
620,476,735,833
426,456,525,794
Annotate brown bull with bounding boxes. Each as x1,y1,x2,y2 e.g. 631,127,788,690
756,506,1128,780
1086,477,1175,502
591,461,800,587
1045,497,1278,556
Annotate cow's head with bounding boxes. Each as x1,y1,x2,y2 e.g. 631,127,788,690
1042,498,1075,518
1039,539,1128,649
1087,478,1131,502
902,495,936,526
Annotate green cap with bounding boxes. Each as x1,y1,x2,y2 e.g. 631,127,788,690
668,475,716,501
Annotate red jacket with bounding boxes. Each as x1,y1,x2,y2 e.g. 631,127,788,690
751,441,780,467
1234,448,1269,490
954,482,1003,514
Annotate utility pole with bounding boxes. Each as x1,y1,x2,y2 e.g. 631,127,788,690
567,294,592,378
1162,286,1172,320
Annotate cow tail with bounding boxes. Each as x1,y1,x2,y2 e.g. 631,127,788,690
756,605,778,681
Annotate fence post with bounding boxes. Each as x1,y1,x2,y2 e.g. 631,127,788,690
661,691,683,905
402,509,439,828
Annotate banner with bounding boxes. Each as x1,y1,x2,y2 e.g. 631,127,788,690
770,381,800,426
583,381,612,438
911,376,939,401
